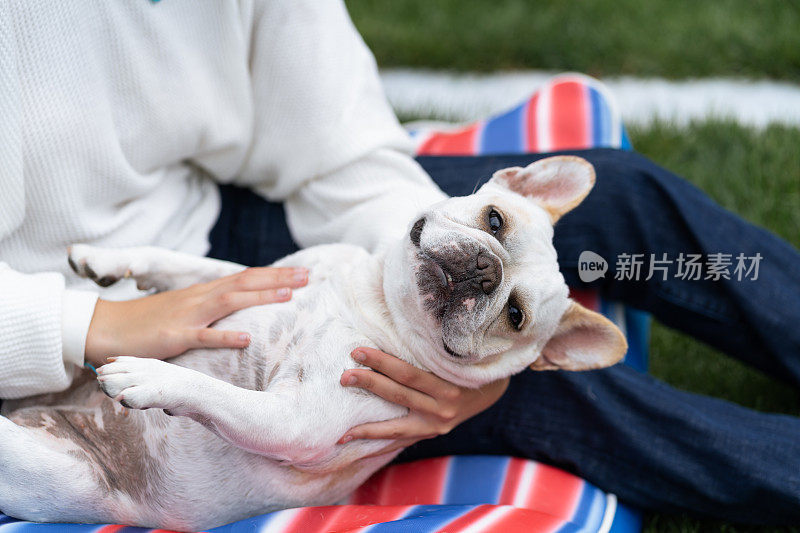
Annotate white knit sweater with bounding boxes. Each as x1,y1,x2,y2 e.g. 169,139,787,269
0,0,447,399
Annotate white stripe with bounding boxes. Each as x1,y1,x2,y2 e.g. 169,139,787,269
597,493,618,533
381,68,800,129
611,302,627,339
458,506,516,533
0,523,28,533
512,461,537,508
260,507,301,533
582,489,610,532
588,74,623,146
536,81,552,152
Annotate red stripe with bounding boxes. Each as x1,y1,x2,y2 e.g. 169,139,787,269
283,506,348,532
365,457,450,505
417,124,480,155
498,457,527,504
286,504,412,532
525,463,584,519
435,504,497,532
549,81,590,151
486,508,566,533
569,287,600,311
339,504,415,528
524,92,540,152
350,464,392,504
95,527,126,533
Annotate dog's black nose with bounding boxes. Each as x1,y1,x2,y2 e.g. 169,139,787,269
410,217,425,247
476,252,501,294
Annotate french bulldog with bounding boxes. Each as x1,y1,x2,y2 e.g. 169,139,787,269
0,156,626,531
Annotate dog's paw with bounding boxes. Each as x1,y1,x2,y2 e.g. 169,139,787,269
97,357,191,412
67,244,134,288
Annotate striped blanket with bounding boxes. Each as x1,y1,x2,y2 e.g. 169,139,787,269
0,74,645,532
0,456,640,532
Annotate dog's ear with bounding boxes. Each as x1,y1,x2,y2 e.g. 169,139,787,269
490,156,595,223
530,301,627,371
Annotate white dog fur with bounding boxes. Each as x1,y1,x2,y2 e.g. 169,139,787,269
0,156,626,531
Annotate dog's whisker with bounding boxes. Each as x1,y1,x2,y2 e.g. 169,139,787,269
470,176,484,195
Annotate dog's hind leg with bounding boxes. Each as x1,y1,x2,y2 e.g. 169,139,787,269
0,414,124,524
67,244,245,291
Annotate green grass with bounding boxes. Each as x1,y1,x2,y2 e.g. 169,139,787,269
347,0,800,80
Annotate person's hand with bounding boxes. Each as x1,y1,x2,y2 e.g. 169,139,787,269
337,347,509,457
84,267,308,366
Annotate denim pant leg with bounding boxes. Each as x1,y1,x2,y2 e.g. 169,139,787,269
208,185,300,266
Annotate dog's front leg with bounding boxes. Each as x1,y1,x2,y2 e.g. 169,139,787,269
68,244,245,291
97,357,313,461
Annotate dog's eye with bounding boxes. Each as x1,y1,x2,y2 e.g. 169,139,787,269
488,209,503,234
508,304,524,330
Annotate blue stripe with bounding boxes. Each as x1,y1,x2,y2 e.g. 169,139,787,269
442,455,508,504
479,102,525,154
608,503,643,533
623,308,650,372
620,127,633,150
554,522,583,533
367,504,479,533
210,509,279,531
568,485,596,528
588,86,609,147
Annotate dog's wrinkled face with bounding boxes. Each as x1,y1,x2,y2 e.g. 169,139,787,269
388,156,627,386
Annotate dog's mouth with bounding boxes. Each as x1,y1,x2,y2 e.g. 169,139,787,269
416,255,455,299
430,261,453,289
415,254,476,362
442,339,466,359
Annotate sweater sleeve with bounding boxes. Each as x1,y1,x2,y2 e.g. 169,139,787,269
0,263,98,399
229,0,447,253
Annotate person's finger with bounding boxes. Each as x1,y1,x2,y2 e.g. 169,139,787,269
209,287,293,317
360,438,423,459
185,328,252,350
338,417,437,443
340,369,440,414
351,347,460,399
213,267,308,292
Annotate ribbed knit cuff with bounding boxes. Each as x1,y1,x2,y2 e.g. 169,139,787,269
61,289,99,368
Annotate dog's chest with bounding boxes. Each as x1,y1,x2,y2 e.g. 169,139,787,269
190,246,400,421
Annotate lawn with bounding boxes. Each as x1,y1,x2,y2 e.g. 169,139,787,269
347,1,800,531
346,0,800,81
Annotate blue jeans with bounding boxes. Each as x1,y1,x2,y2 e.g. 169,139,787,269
208,148,800,524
